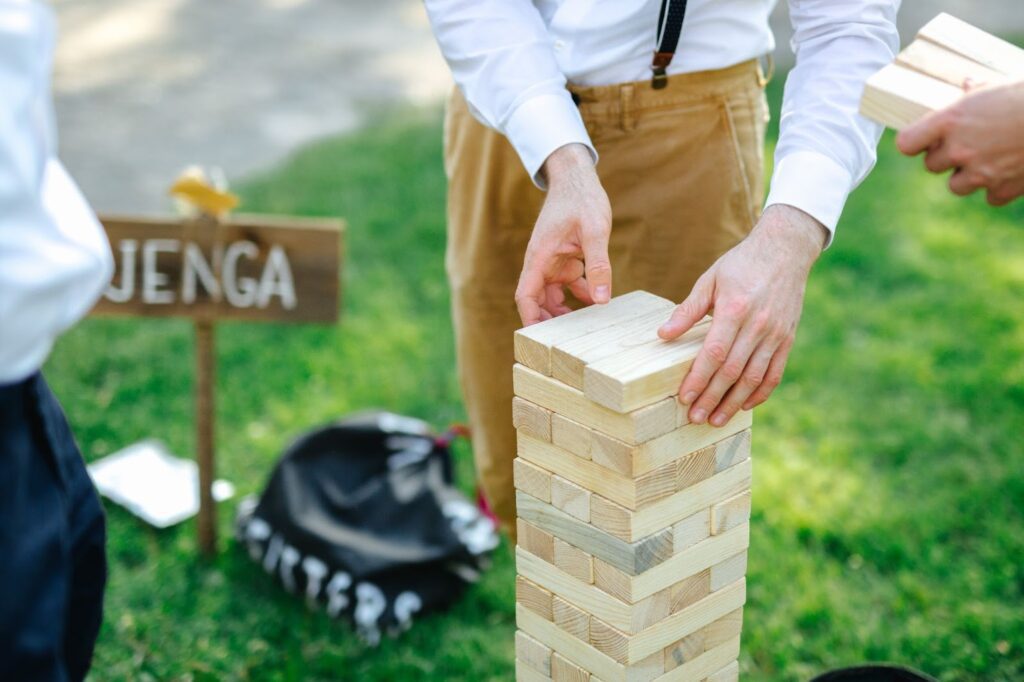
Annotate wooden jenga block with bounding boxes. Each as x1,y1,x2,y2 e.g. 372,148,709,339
710,491,752,536
552,652,591,682
517,575,554,621
517,630,553,676
705,660,740,682
554,537,595,584
896,38,1007,87
515,458,553,504
669,569,710,614
514,291,673,375
517,659,553,682
710,552,748,592
917,13,1024,75
552,413,593,460
703,608,743,651
673,510,711,553
552,475,592,522
554,594,592,642
714,430,751,474
859,63,963,130
518,518,555,564
515,397,553,442
663,628,705,672
517,604,623,682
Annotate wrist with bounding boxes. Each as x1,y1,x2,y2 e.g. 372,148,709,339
753,204,827,266
541,143,595,189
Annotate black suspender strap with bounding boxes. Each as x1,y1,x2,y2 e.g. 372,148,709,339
652,0,688,89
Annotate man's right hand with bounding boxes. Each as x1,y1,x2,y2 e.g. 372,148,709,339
515,143,613,326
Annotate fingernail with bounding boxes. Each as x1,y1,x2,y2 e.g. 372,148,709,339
711,413,727,427
681,392,697,405
691,408,707,424
595,285,610,302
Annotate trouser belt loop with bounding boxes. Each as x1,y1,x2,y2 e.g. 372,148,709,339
620,84,636,132
757,54,775,88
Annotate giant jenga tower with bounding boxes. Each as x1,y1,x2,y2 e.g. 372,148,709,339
512,291,752,682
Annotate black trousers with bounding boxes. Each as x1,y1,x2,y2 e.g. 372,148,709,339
0,373,106,682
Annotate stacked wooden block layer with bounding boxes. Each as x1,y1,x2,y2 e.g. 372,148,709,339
860,12,1024,130
512,291,752,682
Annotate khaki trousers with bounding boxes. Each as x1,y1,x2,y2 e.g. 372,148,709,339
444,60,768,537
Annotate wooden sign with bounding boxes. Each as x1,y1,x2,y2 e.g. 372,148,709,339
94,211,343,556
94,214,342,322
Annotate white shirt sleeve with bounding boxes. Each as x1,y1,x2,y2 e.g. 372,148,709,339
423,0,596,187
765,0,900,244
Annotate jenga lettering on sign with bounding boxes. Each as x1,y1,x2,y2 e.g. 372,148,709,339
512,290,751,682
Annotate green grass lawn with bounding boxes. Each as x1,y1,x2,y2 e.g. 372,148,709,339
48,81,1023,681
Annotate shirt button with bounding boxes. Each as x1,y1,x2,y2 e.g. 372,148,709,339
553,40,566,52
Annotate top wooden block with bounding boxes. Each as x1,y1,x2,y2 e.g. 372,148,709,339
917,13,1024,76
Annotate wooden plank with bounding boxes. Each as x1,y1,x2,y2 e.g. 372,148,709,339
552,476,592,522
554,537,595,584
518,433,641,510
552,413,593,460
514,291,673,375
514,364,681,445
859,63,963,130
517,630,554,676
916,13,1024,76
517,660,553,682
515,397,553,442
583,322,711,413
514,458,553,504
554,595,592,642
589,617,630,664
656,636,741,682
590,495,634,543
518,518,556,564
710,552,748,592
94,214,342,323
669,569,710,615
550,304,682,390
710,491,752,536
602,524,750,604
552,652,591,682
672,510,711,554
518,604,626,682
517,575,555,621
704,660,740,682
517,491,674,576
714,430,751,474
703,608,743,651
896,39,1007,87
662,629,704,672
675,445,716,493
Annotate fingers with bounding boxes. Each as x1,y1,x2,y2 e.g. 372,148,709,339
515,259,548,326
709,338,778,426
896,110,945,156
949,168,983,196
581,226,612,304
659,272,715,341
541,282,573,317
922,143,955,174
742,337,792,410
686,323,762,425
676,298,742,413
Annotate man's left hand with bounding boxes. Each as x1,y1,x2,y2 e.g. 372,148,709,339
658,204,826,426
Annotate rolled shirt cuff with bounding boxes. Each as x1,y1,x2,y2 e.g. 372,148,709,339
503,92,598,189
765,150,856,248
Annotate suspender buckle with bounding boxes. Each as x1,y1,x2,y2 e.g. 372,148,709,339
651,51,673,89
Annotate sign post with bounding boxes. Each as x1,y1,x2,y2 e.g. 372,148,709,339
92,212,343,555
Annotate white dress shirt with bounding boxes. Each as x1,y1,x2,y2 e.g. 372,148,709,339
424,0,900,239
0,0,113,384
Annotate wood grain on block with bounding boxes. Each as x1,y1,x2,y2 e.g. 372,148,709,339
552,413,593,460
517,575,555,621
589,616,630,664
705,659,740,682
514,397,553,442
590,495,634,543
518,518,556,564
514,458,553,504
635,461,679,508
917,13,1024,76
710,551,748,592
630,587,671,633
516,659,553,682
516,491,674,576
514,291,672,375
550,304,680,390
711,491,752,536
583,321,710,413
552,476,592,522
657,636,741,682
703,608,743,651
663,629,705,672
605,523,750,604
673,510,711,554
518,433,642,510
554,537,595,584
675,445,716,492
714,430,751,474
514,364,680,445
593,556,633,604
670,569,710,614
517,605,626,682
554,595,592,642
552,651,591,682
897,39,1007,87
517,630,554,676
859,63,963,130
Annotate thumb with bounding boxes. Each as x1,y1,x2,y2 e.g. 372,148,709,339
582,224,612,304
659,272,714,340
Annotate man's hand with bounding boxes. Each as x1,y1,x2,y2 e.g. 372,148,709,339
658,205,826,426
515,143,612,326
896,81,1024,206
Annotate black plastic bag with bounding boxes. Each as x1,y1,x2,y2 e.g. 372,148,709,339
235,412,498,643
